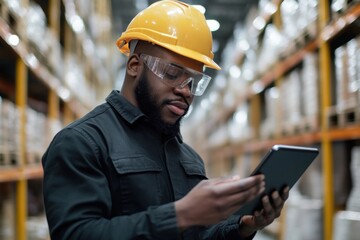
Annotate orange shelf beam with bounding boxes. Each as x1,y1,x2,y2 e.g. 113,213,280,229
0,166,44,183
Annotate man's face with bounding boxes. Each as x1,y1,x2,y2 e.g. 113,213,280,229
135,68,187,136
126,43,204,135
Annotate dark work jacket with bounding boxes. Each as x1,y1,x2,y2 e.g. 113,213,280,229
42,90,255,240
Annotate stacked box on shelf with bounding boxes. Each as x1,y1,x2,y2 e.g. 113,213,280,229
3,0,111,108
283,145,323,240
332,142,353,206
260,87,279,139
27,215,50,240
47,117,62,148
331,0,360,17
75,0,112,62
347,146,360,211
333,211,360,240
0,184,16,240
256,24,284,75
2,0,26,21
284,195,323,240
335,44,353,107
25,2,47,52
24,2,63,79
298,0,319,37
64,0,113,103
26,108,48,165
227,103,253,143
260,52,320,138
301,53,320,131
64,54,96,107
332,143,358,238
257,1,320,138
280,70,303,135
226,69,247,108
2,0,64,92
280,0,303,54
357,37,360,106
348,37,360,104
256,0,318,137
0,99,19,167
329,36,360,127
284,196,323,240
280,0,319,56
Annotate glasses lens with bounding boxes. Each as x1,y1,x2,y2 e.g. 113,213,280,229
191,75,211,96
141,54,211,96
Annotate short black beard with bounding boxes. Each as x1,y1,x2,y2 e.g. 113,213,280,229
135,71,181,137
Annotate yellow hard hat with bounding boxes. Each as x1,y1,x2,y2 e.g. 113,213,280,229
116,0,221,70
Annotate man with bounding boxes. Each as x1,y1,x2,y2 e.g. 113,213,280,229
42,1,289,239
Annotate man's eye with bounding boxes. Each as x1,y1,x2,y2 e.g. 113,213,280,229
165,72,179,80
165,68,182,80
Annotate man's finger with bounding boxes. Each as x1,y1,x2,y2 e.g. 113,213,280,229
214,175,265,195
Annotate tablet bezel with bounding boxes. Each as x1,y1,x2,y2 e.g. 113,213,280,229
236,144,319,216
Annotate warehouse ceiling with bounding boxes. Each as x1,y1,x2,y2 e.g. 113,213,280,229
110,0,259,71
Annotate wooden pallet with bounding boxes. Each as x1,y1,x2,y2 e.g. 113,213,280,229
281,123,300,136
327,104,360,128
299,116,320,133
281,116,320,136
26,151,42,165
0,146,18,167
0,146,9,166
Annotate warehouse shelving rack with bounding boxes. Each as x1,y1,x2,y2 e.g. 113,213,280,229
187,1,360,240
0,0,113,239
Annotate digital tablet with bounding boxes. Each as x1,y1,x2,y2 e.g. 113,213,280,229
236,144,319,216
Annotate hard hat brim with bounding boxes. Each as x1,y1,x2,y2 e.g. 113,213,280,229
117,36,221,70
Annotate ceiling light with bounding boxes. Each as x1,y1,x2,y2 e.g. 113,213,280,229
25,53,39,68
237,39,250,51
229,65,241,79
192,5,206,14
233,110,248,125
253,16,266,31
58,87,71,101
207,19,220,32
264,2,277,15
268,87,279,99
6,34,19,46
68,14,84,33
251,81,264,93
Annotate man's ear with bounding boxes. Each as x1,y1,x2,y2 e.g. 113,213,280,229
127,54,141,77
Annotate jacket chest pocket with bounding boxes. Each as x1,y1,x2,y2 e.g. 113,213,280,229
112,155,163,214
180,160,208,190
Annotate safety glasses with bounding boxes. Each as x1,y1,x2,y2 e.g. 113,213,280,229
140,54,212,96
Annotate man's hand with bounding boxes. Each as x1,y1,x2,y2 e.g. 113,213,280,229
238,187,290,237
175,175,265,230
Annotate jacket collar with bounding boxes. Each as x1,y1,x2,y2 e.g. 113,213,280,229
106,90,183,143
106,90,144,124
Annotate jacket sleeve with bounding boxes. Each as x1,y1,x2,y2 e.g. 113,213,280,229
198,215,256,240
42,128,180,240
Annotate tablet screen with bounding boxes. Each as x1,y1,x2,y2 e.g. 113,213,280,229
236,145,319,216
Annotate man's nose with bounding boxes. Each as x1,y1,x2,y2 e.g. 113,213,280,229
174,79,192,97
